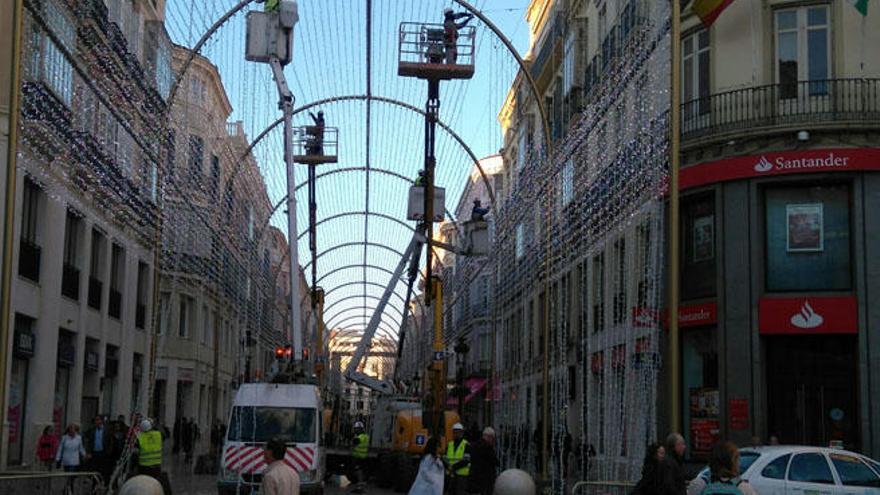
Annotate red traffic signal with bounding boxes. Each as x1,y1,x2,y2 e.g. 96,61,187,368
275,347,285,360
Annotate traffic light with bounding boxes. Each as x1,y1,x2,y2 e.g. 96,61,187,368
275,347,285,360
302,347,309,361
285,345,293,358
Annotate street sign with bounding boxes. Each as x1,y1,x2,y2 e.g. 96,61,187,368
415,434,426,446
433,351,445,361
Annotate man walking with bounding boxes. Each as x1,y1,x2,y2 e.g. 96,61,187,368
84,415,114,484
445,423,471,495
469,427,499,495
664,433,688,495
261,437,300,495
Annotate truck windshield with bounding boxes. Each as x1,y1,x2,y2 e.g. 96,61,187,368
227,406,316,443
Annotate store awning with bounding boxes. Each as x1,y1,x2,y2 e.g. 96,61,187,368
446,378,488,406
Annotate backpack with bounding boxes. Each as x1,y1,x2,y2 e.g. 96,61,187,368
701,477,745,495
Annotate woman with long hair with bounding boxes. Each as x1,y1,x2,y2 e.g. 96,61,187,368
632,442,667,495
36,425,60,471
701,441,757,495
408,436,445,495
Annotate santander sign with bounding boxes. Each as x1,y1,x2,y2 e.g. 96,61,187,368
680,148,880,190
754,153,850,173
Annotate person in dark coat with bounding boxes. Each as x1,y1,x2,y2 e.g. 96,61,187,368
172,417,182,454
468,427,499,495
632,443,667,495
663,433,688,495
84,415,116,484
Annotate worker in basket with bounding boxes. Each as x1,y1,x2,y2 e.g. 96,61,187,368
443,8,474,64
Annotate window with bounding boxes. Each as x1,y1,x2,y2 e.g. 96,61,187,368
789,453,835,484
682,193,716,300
40,1,75,106
612,239,626,325
227,406,316,443
109,244,124,319
190,76,206,105
61,210,81,300
682,30,710,113
201,304,209,345
211,155,220,194
515,223,525,259
762,454,791,480
179,295,191,338
592,254,604,333
135,262,149,329
19,178,42,282
613,99,626,147
563,30,577,95
561,159,574,207
516,125,528,170
188,136,204,181
149,163,158,202
116,125,134,177
88,229,105,310
829,454,880,487
765,184,851,291
776,6,830,98
247,206,255,240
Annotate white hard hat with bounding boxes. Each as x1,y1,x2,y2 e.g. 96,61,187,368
140,419,153,432
452,422,464,431
354,421,364,429
119,475,163,495
494,469,536,495
483,427,495,437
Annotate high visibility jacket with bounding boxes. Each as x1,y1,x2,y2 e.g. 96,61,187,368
353,433,370,459
446,439,470,476
264,0,280,12
137,430,163,467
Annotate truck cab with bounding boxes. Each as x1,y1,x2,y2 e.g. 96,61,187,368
218,383,324,494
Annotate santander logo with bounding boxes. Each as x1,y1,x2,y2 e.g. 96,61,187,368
754,156,773,172
790,301,824,329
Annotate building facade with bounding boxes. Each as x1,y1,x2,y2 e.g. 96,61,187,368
4,0,171,466
676,0,880,458
485,0,880,484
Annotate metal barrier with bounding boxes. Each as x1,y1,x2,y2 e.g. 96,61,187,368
572,480,636,495
0,470,103,495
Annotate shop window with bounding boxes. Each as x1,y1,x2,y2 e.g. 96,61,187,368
789,453,835,484
762,454,791,479
765,184,851,291
682,193,715,300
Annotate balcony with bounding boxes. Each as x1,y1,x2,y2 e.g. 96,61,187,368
681,79,880,146
88,277,103,310
18,240,41,282
109,288,122,319
61,264,80,300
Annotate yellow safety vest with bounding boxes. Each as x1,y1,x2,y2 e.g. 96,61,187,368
137,430,163,467
353,433,369,459
446,439,470,476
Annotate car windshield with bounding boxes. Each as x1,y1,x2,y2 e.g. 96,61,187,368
227,406,316,443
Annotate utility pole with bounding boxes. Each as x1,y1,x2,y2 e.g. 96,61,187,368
669,0,683,436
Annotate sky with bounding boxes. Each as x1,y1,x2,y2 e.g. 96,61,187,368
163,0,531,344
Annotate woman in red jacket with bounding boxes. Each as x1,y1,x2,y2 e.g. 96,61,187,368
36,425,60,471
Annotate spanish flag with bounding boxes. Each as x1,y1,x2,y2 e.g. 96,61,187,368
693,0,735,27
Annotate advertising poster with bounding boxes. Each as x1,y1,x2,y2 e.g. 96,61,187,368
729,398,749,430
786,203,824,252
692,215,714,262
691,418,721,455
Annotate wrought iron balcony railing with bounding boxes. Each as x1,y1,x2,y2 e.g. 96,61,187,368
681,78,880,143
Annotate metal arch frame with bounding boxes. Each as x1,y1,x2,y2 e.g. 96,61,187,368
323,294,408,326
328,313,399,339
326,305,401,330
296,211,415,240
302,241,405,272
322,281,410,318
330,326,402,351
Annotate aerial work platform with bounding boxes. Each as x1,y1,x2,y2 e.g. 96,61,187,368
293,125,338,164
397,22,475,80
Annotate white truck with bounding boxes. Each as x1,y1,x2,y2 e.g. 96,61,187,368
218,382,324,494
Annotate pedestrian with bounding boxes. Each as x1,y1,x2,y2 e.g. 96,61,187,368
663,433,688,495
36,425,60,471
84,414,115,484
408,436,444,495
55,423,87,472
135,419,163,479
261,436,299,494
469,427,500,495
632,443,666,495
445,422,471,495
414,169,427,187
351,421,370,493
442,8,474,64
697,442,758,495
182,418,194,464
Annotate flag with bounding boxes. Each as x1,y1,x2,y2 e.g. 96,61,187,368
693,0,735,27
848,0,869,16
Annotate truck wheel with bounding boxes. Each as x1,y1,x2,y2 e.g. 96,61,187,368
376,454,394,488
392,454,416,493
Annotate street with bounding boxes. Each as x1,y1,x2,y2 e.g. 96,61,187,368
169,465,395,495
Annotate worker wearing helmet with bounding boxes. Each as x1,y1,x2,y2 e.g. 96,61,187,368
446,422,472,495
351,421,370,493
443,8,474,64
136,419,163,479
